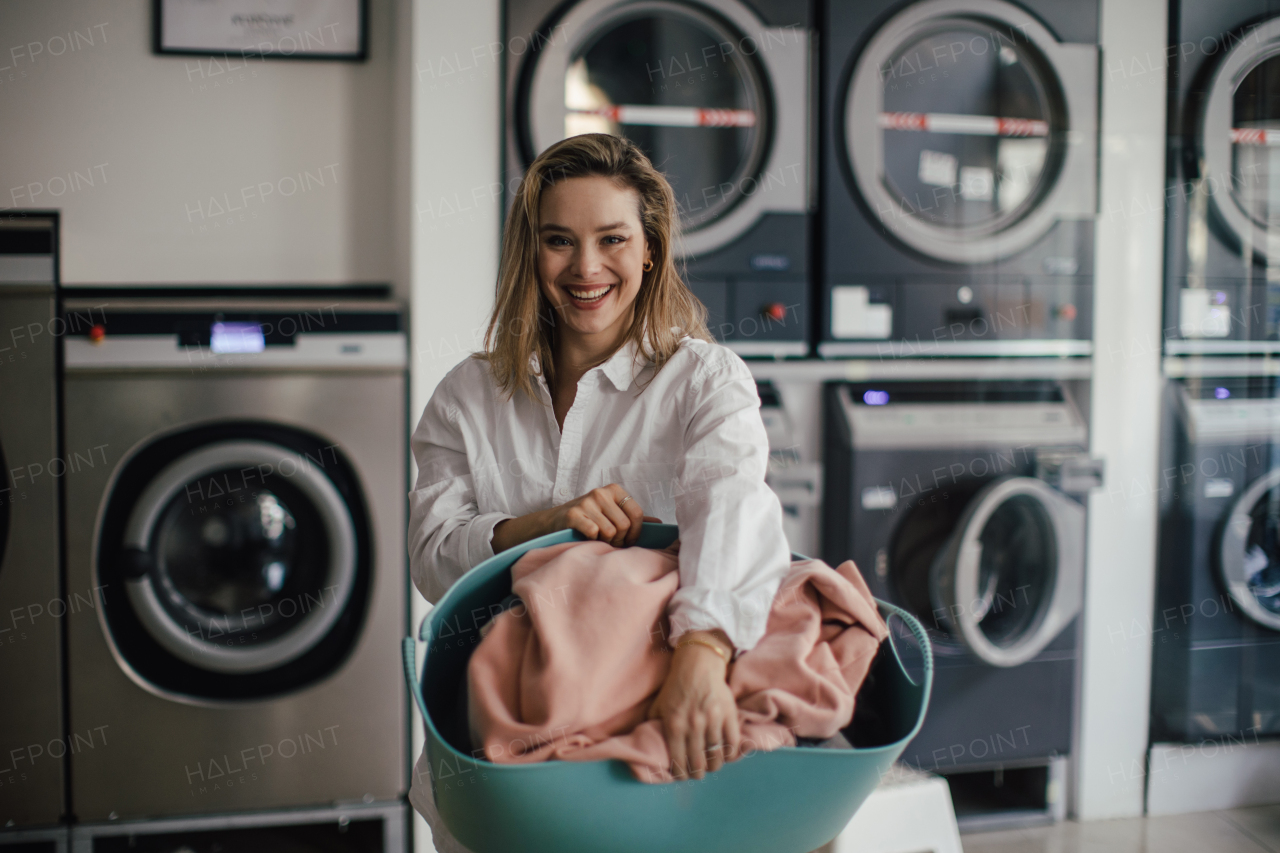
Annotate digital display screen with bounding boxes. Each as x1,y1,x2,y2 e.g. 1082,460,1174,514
210,321,265,354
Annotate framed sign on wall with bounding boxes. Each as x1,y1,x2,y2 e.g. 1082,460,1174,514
154,0,367,60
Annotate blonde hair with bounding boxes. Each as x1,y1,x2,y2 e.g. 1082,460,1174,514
478,133,713,400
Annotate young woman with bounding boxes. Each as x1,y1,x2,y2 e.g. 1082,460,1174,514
407,133,791,849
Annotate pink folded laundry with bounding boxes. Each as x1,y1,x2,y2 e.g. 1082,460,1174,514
465,539,889,783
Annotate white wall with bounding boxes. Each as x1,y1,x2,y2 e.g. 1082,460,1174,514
1075,0,1167,820
0,0,394,287
405,2,502,850
406,0,502,424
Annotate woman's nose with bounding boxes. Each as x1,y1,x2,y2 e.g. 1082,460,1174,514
570,243,603,277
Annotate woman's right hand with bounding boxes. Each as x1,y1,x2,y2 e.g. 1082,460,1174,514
546,483,654,547
491,483,659,553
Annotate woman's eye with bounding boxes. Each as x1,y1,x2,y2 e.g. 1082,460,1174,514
547,236,570,247
603,235,625,245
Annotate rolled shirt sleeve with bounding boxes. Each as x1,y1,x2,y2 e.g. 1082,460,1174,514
667,351,791,654
407,372,514,604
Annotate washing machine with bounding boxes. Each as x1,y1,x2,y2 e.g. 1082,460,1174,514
60,292,408,821
1153,376,1280,741
504,0,813,357
823,379,1093,824
0,214,64,830
1164,2,1280,355
819,0,1098,358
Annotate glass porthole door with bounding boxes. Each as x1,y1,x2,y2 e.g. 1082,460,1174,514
1201,20,1280,263
521,0,806,257
1221,470,1280,632
561,3,768,232
891,476,1084,666
97,423,372,700
121,441,356,674
843,0,1096,263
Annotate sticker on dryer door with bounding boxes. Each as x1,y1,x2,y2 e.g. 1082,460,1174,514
1204,478,1234,499
1180,289,1230,338
918,149,958,187
861,486,897,510
832,286,892,339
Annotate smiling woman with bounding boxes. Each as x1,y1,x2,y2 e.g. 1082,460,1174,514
483,132,708,405
406,134,793,852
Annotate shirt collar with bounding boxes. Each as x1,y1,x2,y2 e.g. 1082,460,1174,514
599,337,647,391
528,336,649,393
527,338,645,391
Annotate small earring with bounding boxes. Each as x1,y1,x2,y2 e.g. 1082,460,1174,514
643,259,654,272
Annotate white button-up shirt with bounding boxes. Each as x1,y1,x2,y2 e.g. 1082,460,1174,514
407,335,791,652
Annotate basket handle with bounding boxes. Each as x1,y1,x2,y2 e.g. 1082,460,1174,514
876,600,934,689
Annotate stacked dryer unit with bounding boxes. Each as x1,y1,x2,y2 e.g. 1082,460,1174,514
819,0,1098,357
1165,1,1280,353
1154,377,1280,744
823,379,1093,828
816,0,1101,828
59,293,408,849
503,0,814,357
1153,0,1280,812
0,214,67,850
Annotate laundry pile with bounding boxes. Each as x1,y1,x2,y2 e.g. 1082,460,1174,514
465,539,889,783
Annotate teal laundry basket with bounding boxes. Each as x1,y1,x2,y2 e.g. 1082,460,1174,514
402,524,932,853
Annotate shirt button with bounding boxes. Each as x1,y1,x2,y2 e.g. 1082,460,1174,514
558,487,568,497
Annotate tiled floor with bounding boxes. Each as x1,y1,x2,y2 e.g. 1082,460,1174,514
961,805,1280,853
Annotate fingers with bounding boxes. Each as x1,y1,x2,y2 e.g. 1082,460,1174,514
563,485,658,547
666,718,688,782
605,483,645,545
565,489,623,543
686,716,707,780
594,489,632,548
705,712,725,773
563,504,611,541
723,705,743,763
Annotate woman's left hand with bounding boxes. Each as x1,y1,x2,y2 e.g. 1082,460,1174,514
647,630,741,780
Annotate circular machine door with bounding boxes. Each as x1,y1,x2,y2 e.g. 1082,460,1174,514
843,0,1096,264
521,0,785,256
1220,470,1280,632
890,476,1084,667
98,423,372,700
1201,18,1280,262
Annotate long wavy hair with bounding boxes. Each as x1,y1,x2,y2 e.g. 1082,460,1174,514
477,133,713,401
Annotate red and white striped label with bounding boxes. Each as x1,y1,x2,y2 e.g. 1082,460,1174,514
1231,127,1280,147
569,105,756,128
878,111,1049,138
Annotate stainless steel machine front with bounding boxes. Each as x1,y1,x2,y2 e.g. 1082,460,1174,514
61,294,408,821
0,214,64,830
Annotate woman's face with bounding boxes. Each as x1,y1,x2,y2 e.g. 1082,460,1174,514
537,175,650,347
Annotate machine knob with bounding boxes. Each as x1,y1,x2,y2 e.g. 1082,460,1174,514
761,302,787,322
1054,304,1078,321
89,323,106,344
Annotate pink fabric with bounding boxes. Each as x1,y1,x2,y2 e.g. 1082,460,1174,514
465,540,889,783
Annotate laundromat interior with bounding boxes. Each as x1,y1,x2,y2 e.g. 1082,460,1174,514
2,0,1279,851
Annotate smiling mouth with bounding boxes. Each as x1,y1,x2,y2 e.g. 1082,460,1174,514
564,284,616,304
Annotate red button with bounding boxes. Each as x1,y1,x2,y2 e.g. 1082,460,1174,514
1055,304,1078,321
762,302,787,322
89,324,106,344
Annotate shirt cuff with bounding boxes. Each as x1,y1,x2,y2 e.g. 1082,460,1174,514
665,583,781,655
467,511,515,567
